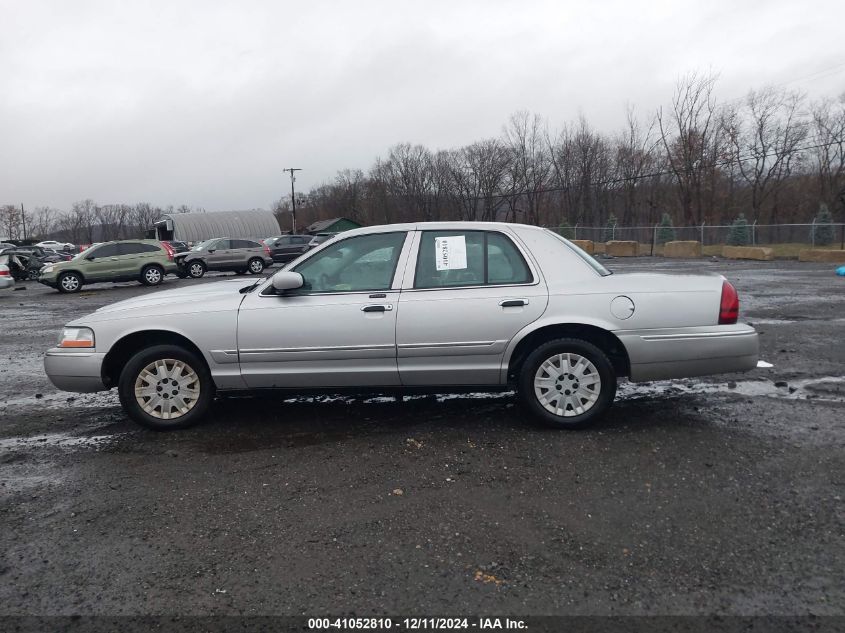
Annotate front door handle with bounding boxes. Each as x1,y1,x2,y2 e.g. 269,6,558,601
362,304,393,312
499,298,528,307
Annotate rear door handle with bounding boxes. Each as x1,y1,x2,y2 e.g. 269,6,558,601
499,298,528,307
362,304,393,312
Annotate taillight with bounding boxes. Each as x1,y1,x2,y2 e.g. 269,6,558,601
0,266,9,276
263,245,272,258
161,241,175,261
719,281,739,324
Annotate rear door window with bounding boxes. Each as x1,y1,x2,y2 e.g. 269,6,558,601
414,231,532,289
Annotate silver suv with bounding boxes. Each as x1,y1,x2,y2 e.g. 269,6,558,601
175,238,273,278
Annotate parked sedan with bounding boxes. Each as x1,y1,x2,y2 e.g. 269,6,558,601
0,256,16,291
174,238,273,278
264,234,312,263
44,222,758,430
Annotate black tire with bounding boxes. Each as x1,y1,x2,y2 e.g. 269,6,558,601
27,269,40,281
57,271,83,294
176,271,188,279
518,338,616,429
187,260,206,278
140,264,165,286
118,344,214,430
247,258,265,274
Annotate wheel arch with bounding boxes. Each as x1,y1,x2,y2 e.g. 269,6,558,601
101,329,208,389
57,268,87,283
505,322,630,384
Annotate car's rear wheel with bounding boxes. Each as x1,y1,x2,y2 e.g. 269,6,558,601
188,261,206,278
57,272,82,294
140,264,164,286
118,344,213,430
247,258,265,274
518,338,616,429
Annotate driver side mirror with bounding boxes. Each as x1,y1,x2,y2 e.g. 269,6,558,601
271,271,304,293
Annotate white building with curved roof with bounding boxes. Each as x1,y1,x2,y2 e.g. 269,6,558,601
150,210,281,243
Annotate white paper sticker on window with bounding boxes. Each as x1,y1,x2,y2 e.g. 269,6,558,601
434,236,468,271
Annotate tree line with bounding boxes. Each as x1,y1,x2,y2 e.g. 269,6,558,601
0,202,204,244
4,72,844,243
275,72,845,233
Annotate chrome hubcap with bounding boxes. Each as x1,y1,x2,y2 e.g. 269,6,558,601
249,260,262,273
190,263,203,276
145,268,161,283
61,276,79,291
134,358,200,420
534,353,601,417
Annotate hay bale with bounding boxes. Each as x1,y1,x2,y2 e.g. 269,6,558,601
605,241,638,257
721,246,774,261
664,241,702,258
798,249,845,263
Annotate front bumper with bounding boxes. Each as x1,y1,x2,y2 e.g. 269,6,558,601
44,349,108,392
618,324,759,382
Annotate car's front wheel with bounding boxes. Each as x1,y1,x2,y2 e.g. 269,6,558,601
57,272,83,294
247,258,265,274
188,260,206,278
140,264,164,286
518,338,616,429
118,344,214,430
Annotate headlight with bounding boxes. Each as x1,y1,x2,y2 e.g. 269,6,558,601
42,264,54,274
58,327,95,349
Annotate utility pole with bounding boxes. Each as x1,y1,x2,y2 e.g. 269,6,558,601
283,168,302,234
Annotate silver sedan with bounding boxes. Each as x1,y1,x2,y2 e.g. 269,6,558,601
44,222,758,430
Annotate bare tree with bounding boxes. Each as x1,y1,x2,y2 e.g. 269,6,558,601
723,86,809,223
503,111,550,225
0,205,20,240
810,96,845,216
657,71,721,224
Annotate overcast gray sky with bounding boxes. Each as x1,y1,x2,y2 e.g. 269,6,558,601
2,0,844,212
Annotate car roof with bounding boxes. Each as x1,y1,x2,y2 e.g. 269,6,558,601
335,221,545,239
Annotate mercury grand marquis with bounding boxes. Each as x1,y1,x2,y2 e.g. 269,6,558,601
44,222,759,430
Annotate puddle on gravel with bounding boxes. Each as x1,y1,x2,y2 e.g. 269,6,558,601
617,375,845,404
0,432,124,451
0,390,119,409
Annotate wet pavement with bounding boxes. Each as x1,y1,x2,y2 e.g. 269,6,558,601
1,260,843,617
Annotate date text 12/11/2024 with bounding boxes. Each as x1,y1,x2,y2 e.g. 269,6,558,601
308,617,527,630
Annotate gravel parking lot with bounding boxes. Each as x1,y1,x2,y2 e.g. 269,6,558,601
1,259,843,618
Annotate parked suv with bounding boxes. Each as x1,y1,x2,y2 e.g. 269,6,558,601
175,238,273,278
38,240,178,293
264,234,312,263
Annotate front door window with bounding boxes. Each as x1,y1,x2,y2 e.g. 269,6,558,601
292,232,406,293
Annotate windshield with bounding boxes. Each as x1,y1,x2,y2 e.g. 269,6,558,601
545,230,612,276
192,239,216,252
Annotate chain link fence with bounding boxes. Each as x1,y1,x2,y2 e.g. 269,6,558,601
546,223,845,254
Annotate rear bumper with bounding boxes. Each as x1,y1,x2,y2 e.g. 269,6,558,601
44,349,108,392
0,277,14,290
618,324,759,382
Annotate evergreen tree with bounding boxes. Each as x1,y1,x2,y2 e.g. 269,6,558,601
811,203,834,246
727,213,750,246
603,214,618,242
557,219,575,240
656,213,676,244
